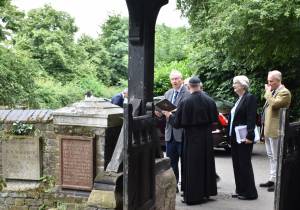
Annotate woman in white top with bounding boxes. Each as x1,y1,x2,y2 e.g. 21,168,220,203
228,75,258,200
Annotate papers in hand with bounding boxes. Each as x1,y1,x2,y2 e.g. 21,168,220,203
155,98,176,112
234,125,260,144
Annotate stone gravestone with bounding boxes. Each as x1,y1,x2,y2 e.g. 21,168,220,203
53,97,123,192
2,136,41,180
60,136,94,191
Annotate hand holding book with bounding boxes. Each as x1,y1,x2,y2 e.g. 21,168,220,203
234,125,260,144
155,98,176,112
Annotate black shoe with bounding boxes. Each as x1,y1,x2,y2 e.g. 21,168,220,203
184,200,205,205
237,195,258,200
259,181,274,188
267,185,275,192
231,194,239,198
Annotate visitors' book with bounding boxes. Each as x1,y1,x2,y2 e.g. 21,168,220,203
234,125,260,144
155,98,176,112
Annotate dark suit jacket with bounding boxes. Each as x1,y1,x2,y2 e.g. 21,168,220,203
111,93,124,107
164,85,190,142
228,92,257,142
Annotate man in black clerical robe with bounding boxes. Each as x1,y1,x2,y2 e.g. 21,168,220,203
162,76,218,205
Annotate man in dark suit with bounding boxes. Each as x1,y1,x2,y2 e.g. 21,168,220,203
111,88,128,107
156,70,190,192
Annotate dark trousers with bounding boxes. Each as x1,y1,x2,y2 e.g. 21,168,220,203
231,140,258,198
166,137,182,184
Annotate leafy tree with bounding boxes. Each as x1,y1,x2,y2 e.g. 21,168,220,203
0,46,39,107
154,60,194,96
0,0,24,42
14,5,81,82
177,0,300,119
99,15,128,85
77,34,112,85
153,24,195,96
77,15,129,86
155,24,190,64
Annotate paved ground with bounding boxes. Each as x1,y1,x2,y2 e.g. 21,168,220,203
176,143,275,210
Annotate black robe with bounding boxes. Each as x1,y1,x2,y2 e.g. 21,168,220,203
169,91,218,204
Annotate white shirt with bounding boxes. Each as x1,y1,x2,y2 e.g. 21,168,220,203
172,85,183,104
229,96,242,136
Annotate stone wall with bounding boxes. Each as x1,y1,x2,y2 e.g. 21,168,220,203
0,121,121,210
0,190,90,210
40,123,60,179
0,122,58,179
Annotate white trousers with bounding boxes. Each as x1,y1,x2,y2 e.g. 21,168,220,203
264,137,279,182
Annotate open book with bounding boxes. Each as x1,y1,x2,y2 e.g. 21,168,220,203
234,125,260,144
155,98,176,112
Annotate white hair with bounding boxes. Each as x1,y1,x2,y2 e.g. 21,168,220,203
268,70,282,82
233,75,250,89
169,70,182,79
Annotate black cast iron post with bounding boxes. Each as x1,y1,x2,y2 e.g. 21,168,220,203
124,0,168,209
126,0,168,114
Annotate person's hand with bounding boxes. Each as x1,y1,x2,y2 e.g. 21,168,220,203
244,139,253,144
155,110,163,117
265,84,271,92
162,110,172,118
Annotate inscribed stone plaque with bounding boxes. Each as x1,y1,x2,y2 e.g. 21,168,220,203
60,136,94,190
2,137,41,180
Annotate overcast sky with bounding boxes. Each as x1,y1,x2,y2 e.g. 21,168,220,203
12,0,189,38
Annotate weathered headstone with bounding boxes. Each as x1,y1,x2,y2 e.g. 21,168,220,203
60,136,94,190
2,136,41,180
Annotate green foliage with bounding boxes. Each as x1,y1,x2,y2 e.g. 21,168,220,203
0,0,24,42
11,121,34,135
77,15,129,86
0,176,6,191
56,202,67,210
99,15,128,85
177,0,300,119
38,204,47,210
14,5,80,82
39,175,55,193
155,25,191,64
33,72,121,108
154,60,195,96
154,24,195,96
0,46,39,107
0,5,129,109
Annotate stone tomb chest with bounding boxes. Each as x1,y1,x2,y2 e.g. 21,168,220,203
53,97,123,191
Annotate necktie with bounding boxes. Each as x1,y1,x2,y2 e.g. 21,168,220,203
272,90,276,96
172,91,179,104
262,90,276,124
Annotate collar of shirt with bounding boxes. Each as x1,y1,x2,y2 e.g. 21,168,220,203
275,85,283,92
173,84,183,94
